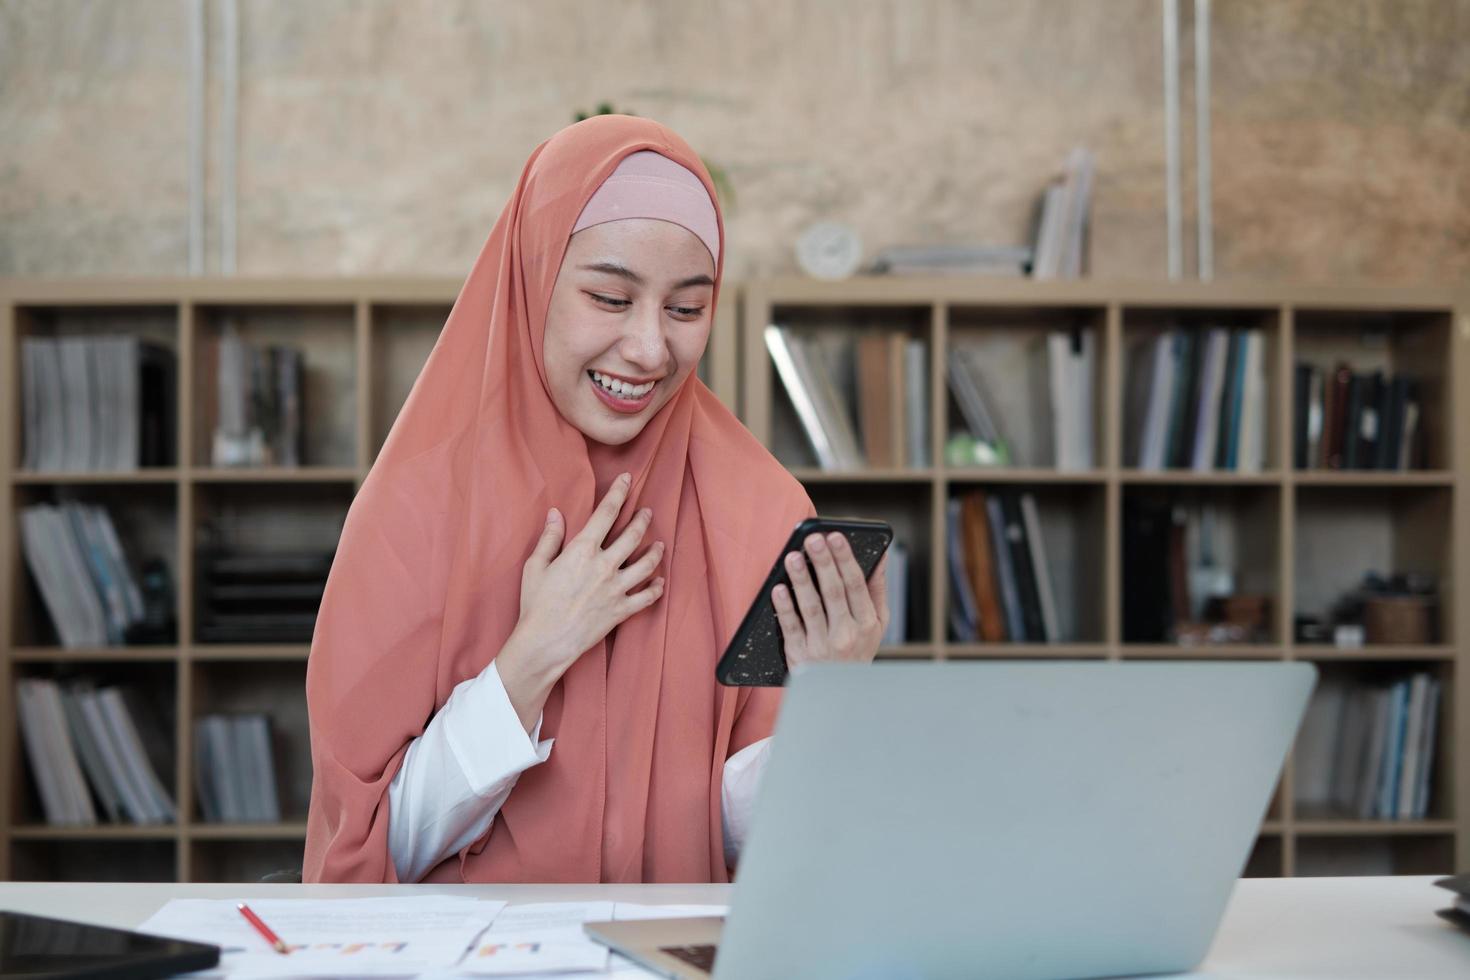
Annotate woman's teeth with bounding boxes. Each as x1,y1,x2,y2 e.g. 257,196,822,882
591,371,655,398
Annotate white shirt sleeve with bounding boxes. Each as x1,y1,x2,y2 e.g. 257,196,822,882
721,736,773,868
387,660,553,883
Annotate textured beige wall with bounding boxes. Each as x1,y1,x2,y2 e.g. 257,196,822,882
1,0,1466,282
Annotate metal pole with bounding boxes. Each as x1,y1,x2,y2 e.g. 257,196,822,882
1195,0,1214,280
1163,0,1182,280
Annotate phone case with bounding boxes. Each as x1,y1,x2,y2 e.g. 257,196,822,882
716,517,893,686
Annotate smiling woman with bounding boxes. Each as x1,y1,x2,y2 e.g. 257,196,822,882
302,115,888,886
543,215,717,445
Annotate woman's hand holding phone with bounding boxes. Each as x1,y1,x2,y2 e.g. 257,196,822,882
498,472,664,732
771,531,890,669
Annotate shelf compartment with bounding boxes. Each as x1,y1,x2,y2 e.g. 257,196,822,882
8,659,178,830
945,305,1108,471
946,484,1106,645
189,660,310,826
9,838,177,882
1242,833,1285,878
370,304,448,460
1294,485,1452,646
1293,308,1453,472
191,482,348,646
1291,661,1451,826
1122,484,1282,646
803,482,933,644
191,304,358,469
11,482,179,650
764,304,934,472
12,303,181,474
1293,834,1452,876
188,838,305,883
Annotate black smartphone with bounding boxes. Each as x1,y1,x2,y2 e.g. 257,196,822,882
716,517,893,687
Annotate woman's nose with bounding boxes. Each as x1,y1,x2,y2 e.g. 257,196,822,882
621,306,669,372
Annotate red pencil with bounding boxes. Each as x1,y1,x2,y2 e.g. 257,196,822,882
237,902,290,955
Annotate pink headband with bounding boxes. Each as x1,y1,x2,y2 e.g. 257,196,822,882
571,150,720,265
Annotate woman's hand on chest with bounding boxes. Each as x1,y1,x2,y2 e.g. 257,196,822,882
497,473,664,731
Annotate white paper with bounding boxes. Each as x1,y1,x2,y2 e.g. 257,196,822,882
448,902,729,978
456,902,614,976
138,895,504,978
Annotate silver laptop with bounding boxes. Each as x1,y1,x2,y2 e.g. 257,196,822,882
586,660,1314,980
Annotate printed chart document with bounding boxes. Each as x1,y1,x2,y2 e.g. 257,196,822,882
138,895,504,978
453,902,730,978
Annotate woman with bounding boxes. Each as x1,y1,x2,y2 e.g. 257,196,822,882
304,114,888,884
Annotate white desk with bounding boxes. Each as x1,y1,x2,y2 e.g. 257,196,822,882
0,876,1465,978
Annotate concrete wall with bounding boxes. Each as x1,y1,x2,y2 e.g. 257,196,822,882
2,0,1466,283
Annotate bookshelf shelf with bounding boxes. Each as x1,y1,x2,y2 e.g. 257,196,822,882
1119,470,1283,486
748,278,1470,878
187,467,362,484
1293,645,1457,662
1,277,741,884
187,644,311,662
1291,471,1455,488
945,467,1107,485
9,825,179,841
187,822,309,840
945,643,1110,659
12,470,183,485
787,468,936,484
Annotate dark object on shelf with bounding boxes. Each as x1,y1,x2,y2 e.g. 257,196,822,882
1323,571,1439,645
195,549,333,643
1294,614,1330,644
1122,497,1175,643
1433,873,1470,936
124,558,178,645
1365,595,1433,645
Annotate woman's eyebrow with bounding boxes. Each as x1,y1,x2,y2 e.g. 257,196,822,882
578,261,714,290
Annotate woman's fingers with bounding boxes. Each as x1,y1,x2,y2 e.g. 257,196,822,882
606,506,653,566
771,583,806,653
528,507,565,569
622,575,665,614
578,472,633,547
868,550,891,631
617,539,664,590
803,534,853,626
784,549,828,637
827,533,879,629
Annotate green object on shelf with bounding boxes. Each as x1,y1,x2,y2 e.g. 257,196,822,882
945,432,1009,467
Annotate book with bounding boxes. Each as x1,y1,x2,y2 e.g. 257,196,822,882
959,492,1006,644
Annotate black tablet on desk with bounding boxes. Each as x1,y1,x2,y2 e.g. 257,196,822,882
0,910,220,979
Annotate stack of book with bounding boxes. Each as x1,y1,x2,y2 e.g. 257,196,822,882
766,325,929,470
1126,328,1268,472
194,713,282,823
19,501,154,648
210,326,305,467
947,490,1061,644
195,550,334,643
1030,147,1095,279
870,244,1031,278
20,335,176,471
1295,671,1441,821
14,678,177,826
881,542,909,646
1294,363,1422,470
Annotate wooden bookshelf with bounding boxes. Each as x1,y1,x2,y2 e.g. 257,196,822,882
0,277,738,883
744,278,1470,878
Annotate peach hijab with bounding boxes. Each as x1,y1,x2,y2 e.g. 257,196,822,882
303,115,812,883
